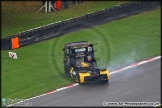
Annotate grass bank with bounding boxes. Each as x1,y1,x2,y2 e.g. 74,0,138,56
1,1,126,38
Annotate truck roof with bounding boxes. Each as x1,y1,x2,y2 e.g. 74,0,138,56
65,41,91,47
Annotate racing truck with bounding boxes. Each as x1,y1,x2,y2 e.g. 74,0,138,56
62,41,110,84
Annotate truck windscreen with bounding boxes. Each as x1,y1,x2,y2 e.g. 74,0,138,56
70,44,90,49
75,48,86,52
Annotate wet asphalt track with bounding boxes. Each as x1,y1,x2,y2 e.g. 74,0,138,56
10,58,161,107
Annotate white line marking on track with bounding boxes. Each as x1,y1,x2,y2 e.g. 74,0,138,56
110,55,161,75
6,55,161,107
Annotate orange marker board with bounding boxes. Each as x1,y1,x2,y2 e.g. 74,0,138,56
11,37,19,49
54,0,61,10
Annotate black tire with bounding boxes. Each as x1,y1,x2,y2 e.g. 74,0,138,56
75,74,78,83
64,67,70,77
76,73,82,85
100,80,109,83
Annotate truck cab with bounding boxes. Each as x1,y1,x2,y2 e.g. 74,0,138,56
62,41,110,84
63,41,97,76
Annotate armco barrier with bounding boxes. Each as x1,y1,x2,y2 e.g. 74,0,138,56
1,37,12,50
1,1,161,50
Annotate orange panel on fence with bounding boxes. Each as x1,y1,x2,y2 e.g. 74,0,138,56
54,0,61,10
57,0,61,10
11,37,19,49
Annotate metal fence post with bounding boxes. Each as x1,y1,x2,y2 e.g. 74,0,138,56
45,1,47,13
48,1,51,12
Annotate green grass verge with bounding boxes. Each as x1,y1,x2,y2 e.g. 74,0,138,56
2,8,160,100
1,1,127,38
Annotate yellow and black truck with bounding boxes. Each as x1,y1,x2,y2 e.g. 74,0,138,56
63,41,110,84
